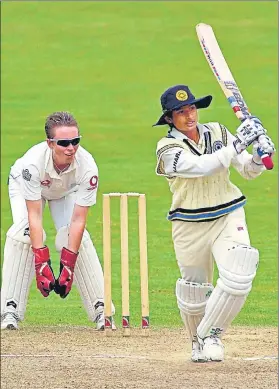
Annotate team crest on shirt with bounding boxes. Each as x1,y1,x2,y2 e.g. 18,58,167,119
22,169,31,181
213,140,223,151
87,175,98,191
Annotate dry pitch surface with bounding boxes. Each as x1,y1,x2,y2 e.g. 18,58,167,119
1,326,277,389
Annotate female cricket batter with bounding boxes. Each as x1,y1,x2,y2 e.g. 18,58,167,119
154,85,275,362
1,111,115,331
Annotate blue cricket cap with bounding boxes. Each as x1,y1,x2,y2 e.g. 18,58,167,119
153,85,212,126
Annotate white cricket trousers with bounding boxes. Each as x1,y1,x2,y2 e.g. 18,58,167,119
172,207,251,284
3,175,107,324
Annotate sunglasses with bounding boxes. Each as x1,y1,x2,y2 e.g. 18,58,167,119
49,136,82,147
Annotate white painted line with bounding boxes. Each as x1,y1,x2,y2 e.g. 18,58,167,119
241,356,278,361
1,354,148,360
1,354,278,361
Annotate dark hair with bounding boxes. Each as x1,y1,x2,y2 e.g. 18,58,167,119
164,111,174,128
45,111,79,139
165,111,173,119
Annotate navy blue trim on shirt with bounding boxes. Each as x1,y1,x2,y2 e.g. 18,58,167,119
182,139,201,155
203,130,212,154
168,195,246,222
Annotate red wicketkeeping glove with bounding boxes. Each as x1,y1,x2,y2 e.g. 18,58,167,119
54,247,78,299
33,246,55,297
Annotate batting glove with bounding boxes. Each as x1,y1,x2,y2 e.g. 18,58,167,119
252,135,276,165
233,118,266,154
33,246,55,297
249,115,263,127
54,247,78,299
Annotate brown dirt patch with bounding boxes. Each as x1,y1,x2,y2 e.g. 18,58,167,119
1,326,277,389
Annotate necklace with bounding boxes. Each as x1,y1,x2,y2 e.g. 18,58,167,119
53,162,70,175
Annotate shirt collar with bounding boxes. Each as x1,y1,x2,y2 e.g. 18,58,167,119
168,123,212,141
45,148,79,178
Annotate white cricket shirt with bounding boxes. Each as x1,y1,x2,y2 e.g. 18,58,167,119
155,122,265,222
9,142,99,206
158,124,265,179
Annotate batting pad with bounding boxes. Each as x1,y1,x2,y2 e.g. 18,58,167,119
176,279,214,341
1,220,35,321
197,245,259,339
55,226,115,322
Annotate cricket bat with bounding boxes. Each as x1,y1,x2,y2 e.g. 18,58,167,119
196,23,273,170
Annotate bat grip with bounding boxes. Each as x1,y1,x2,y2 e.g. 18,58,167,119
261,155,273,170
240,116,274,170
256,134,274,170
257,149,274,170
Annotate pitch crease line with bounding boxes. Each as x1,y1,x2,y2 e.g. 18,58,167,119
0,353,148,360
1,354,277,361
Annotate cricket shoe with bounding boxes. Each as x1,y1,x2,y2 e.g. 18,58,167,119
199,335,224,362
95,313,116,331
191,338,208,363
1,312,19,330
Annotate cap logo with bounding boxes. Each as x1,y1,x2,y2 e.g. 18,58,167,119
176,90,188,101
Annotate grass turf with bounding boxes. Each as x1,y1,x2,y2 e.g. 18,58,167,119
1,1,277,328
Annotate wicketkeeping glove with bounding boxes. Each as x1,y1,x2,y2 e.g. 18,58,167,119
54,247,78,299
33,246,55,297
233,118,266,154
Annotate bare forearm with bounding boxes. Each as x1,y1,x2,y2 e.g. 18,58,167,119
28,217,44,248
68,220,86,253
26,200,44,248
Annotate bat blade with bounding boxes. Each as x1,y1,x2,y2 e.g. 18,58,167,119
196,23,249,120
196,23,273,170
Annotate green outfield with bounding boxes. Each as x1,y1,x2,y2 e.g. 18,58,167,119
1,1,277,329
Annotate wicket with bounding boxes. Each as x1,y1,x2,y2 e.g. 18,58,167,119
103,192,149,337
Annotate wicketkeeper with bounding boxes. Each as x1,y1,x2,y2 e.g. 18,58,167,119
1,111,115,331
154,85,275,362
